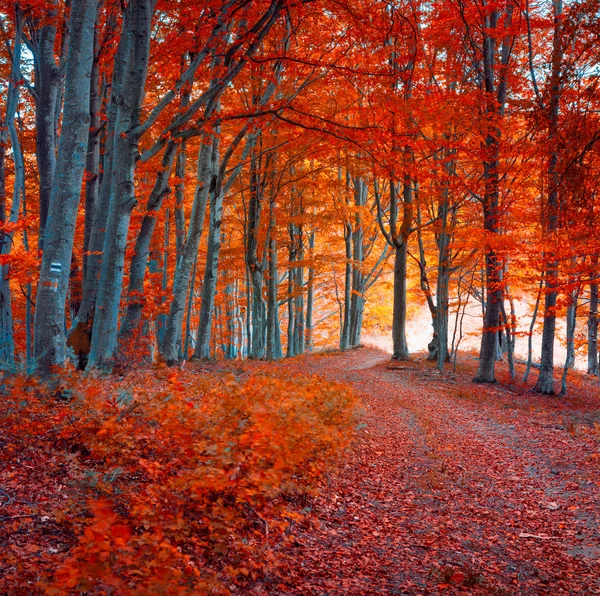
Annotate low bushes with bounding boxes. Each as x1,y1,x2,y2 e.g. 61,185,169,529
0,365,359,594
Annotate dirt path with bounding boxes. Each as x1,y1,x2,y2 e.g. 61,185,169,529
272,348,600,595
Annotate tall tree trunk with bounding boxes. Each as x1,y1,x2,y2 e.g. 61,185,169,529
340,222,352,350
175,142,187,264
392,241,409,360
87,0,155,369
29,5,63,250
69,12,128,353
588,263,599,376
83,18,103,284
194,189,224,360
0,8,25,369
436,184,451,372
182,260,197,360
33,0,97,376
159,135,214,364
305,230,315,352
119,142,177,339
560,284,579,395
473,3,514,384
266,203,280,360
523,276,544,384
535,0,563,395
246,147,267,359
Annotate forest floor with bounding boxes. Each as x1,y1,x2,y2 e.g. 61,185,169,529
267,347,600,595
2,347,600,595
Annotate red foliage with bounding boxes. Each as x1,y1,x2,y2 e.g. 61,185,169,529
0,364,358,594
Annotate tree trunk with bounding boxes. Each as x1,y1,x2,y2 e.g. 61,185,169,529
194,189,224,360
587,263,598,376
523,276,544,384
535,0,563,395
159,135,214,364
87,0,155,369
266,214,280,360
0,9,25,370
305,230,315,352
33,0,97,376
392,242,409,360
30,10,62,250
69,12,128,355
560,288,578,395
83,21,103,284
119,142,177,339
340,222,352,350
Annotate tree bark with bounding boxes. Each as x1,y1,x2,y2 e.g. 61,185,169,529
87,0,154,369
534,0,563,395
392,242,410,360
33,0,97,376
119,142,177,340
159,135,213,364
588,264,599,376
0,8,25,370
193,188,224,359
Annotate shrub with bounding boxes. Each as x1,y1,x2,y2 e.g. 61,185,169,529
0,366,359,594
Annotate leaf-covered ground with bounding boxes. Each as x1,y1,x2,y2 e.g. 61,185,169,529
1,349,599,594
270,348,600,595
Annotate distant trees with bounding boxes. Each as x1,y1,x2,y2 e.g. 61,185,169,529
0,0,598,393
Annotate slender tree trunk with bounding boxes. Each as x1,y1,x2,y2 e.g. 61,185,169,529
83,23,102,284
305,230,315,352
587,262,598,376
194,190,224,359
0,9,25,370
155,208,170,348
159,135,214,364
523,276,544,383
500,294,515,380
175,142,187,263
119,142,177,339
392,242,409,360
182,260,197,360
535,0,563,395
266,209,280,360
340,222,352,350
33,0,97,376
436,188,451,372
560,285,579,395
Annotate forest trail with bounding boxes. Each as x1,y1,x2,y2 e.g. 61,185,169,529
272,348,600,595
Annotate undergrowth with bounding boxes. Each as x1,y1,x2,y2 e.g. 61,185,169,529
0,365,359,594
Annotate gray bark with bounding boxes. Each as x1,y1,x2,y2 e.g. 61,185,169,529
33,0,97,375
588,265,599,376
0,9,25,370
560,284,579,395
266,191,280,359
523,277,544,384
535,0,563,395
159,136,213,364
374,175,413,361
474,3,514,384
392,242,410,360
193,188,224,359
69,11,128,355
87,0,154,370
119,142,177,339
305,230,315,352
26,3,64,249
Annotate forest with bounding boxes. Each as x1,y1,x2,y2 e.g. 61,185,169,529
1,0,600,594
